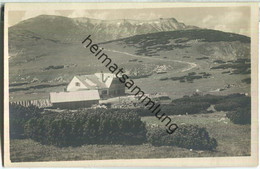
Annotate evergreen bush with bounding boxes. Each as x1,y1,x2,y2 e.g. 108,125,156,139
226,107,251,125
24,108,147,147
10,103,41,139
146,125,217,150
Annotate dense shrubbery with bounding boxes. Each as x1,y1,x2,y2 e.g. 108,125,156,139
135,94,250,117
11,105,220,151
174,93,249,105
174,94,225,104
24,109,147,147
146,125,217,150
131,102,211,116
214,95,250,111
226,108,251,125
133,108,154,116
10,103,41,139
158,95,222,116
169,72,211,83
11,93,250,149
242,77,251,84
212,94,251,124
162,102,211,115
214,102,241,112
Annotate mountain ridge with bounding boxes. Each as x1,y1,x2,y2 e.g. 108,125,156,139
9,15,199,51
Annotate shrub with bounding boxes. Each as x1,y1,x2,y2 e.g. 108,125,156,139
134,94,250,117
214,102,241,111
226,107,251,124
24,109,147,147
162,102,211,115
9,103,41,139
215,95,250,112
146,125,217,150
241,77,251,84
130,108,151,116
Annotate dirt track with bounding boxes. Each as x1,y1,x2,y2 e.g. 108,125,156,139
104,49,197,72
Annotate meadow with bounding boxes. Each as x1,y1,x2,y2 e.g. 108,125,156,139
9,29,251,162
9,43,250,101
10,111,250,162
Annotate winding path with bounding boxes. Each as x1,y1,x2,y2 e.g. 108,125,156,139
104,49,197,72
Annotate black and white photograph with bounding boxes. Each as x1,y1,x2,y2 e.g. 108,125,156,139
3,2,259,167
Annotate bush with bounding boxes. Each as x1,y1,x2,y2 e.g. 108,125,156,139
146,125,217,150
24,108,147,147
130,108,151,116
226,107,251,124
162,102,211,115
215,95,250,112
215,102,241,111
9,103,41,139
132,94,250,117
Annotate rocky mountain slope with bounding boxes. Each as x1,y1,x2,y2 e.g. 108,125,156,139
9,15,197,57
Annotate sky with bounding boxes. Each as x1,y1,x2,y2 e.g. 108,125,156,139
8,6,251,36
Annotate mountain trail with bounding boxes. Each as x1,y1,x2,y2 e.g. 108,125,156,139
104,49,197,72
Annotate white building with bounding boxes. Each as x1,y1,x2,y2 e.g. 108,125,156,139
66,73,125,98
50,90,100,109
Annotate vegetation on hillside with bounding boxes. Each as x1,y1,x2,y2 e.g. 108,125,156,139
160,72,211,83
24,109,147,147
102,29,250,56
9,92,251,162
211,59,250,75
10,103,42,139
146,125,217,150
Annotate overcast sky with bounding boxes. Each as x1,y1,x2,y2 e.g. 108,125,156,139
8,6,250,36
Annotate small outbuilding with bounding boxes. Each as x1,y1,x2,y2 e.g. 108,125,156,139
50,90,100,109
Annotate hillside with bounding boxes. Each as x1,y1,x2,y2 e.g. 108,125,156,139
9,15,197,57
8,15,251,101
101,29,250,59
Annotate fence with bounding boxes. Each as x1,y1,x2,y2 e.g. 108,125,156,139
10,99,52,108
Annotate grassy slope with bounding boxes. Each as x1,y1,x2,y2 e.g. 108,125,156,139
101,38,250,99
10,111,250,162
10,36,250,101
142,111,250,156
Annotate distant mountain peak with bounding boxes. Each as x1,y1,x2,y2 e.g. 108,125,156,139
159,17,177,21
10,15,200,47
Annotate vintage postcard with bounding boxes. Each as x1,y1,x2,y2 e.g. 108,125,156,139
3,2,259,167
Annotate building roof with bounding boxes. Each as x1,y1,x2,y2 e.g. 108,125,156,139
75,73,116,89
50,90,100,103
